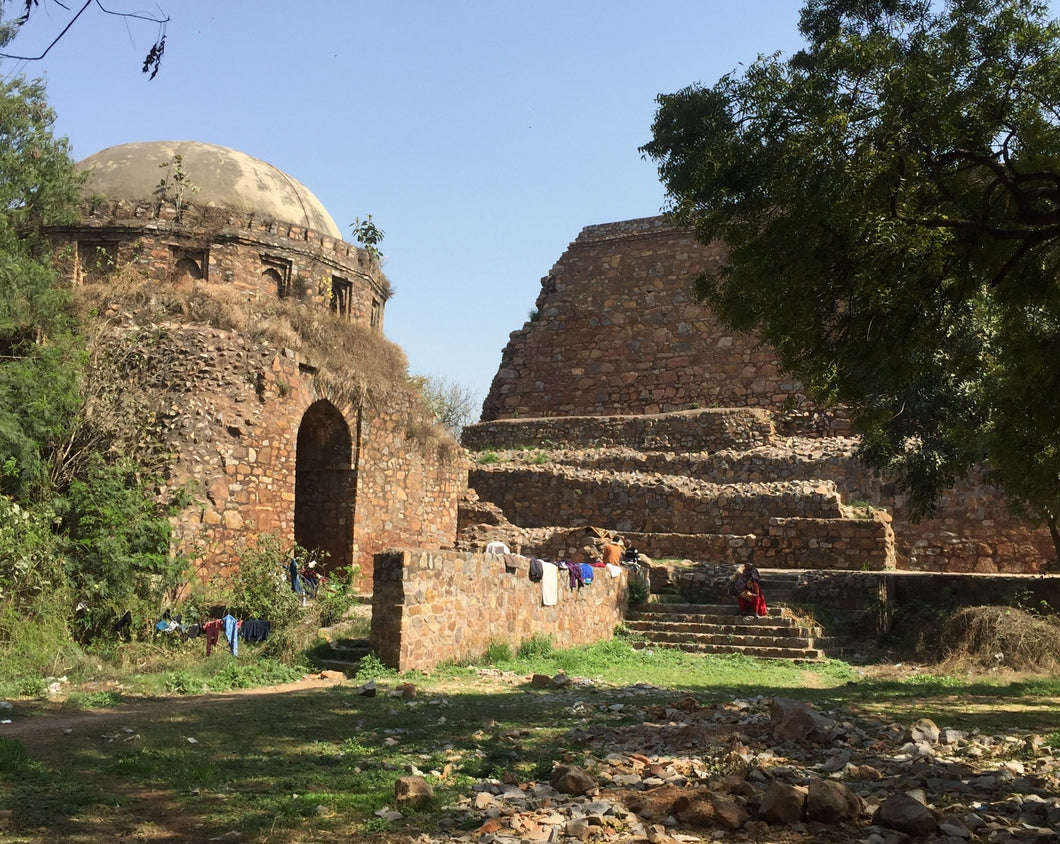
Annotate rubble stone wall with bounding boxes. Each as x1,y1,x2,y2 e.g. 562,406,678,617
52,197,389,330
93,320,463,586
370,548,628,672
481,217,825,424
468,466,844,534
462,410,1053,572
462,408,774,453
666,564,1060,632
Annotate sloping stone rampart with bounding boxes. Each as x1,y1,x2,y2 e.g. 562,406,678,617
481,218,812,422
462,408,774,453
470,216,1054,573
370,549,627,672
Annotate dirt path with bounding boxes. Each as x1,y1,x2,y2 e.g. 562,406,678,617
0,672,347,744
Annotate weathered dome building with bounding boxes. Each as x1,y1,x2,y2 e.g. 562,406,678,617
49,141,465,584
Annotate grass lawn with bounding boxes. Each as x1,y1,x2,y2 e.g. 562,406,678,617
0,637,1058,842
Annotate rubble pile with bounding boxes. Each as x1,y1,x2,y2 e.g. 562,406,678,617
414,686,1060,843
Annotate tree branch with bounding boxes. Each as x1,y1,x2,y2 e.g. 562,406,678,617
0,0,169,78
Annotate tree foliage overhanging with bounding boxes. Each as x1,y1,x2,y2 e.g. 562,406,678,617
0,75,187,653
641,0,1060,555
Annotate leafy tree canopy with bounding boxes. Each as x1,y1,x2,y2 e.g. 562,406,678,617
0,75,83,499
641,0,1060,555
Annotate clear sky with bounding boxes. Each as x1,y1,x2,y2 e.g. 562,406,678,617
0,1,1001,420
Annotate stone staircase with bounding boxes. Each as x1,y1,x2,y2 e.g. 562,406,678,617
307,637,371,674
623,582,834,661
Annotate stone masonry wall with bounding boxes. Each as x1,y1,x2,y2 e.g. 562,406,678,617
481,217,809,422
370,548,628,672
461,409,1053,573
91,316,463,586
352,399,467,575
664,563,1060,637
462,408,774,453
617,518,895,571
469,465,844,534
52,197,389,331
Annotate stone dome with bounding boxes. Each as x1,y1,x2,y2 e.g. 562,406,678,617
77,140,342,239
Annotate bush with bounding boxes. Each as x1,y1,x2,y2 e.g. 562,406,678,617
57,455,189,641
314,568,360,627
219,534,300,626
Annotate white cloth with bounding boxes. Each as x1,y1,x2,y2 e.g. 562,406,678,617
605,563,622,578
541,562,559,606
485,540,511,555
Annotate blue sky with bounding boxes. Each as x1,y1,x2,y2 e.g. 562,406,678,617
1,1,973,417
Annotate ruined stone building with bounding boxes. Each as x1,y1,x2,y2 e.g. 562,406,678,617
462,217,1052,573
48,141,466,584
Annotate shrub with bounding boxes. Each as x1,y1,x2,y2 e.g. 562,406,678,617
218,534,301,630
516,635,553,660
56,454,189,641
484,640,513,663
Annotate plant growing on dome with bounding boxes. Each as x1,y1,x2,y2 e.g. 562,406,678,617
155,154,198,222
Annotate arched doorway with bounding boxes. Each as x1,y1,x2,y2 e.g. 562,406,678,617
294,400,356,574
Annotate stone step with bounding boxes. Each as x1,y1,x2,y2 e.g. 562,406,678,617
625,626,820,650
308,638,370,674
633,601,788,619
625,619,823,639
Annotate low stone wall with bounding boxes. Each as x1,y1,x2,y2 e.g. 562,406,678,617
758,516,896,570
462,408,774,453
370,548,628,672
614,517,893,572
660,563,1060,638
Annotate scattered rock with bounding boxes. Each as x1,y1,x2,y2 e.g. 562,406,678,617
873,792,938,836
759,781,807,825
770,696,838,743
394,775,435,807
550,764,597,796
806,778,862,823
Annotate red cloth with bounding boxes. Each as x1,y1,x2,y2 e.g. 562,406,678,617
737,582,768,616
202,618,223,655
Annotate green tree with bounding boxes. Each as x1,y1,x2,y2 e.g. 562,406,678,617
641,0,1060,559
0,75,84,500
57,455,186,640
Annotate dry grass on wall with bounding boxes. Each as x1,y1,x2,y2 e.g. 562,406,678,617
939,606,1060,672
72,277,459,460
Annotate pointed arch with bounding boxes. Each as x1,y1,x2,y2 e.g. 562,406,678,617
294,400,356,574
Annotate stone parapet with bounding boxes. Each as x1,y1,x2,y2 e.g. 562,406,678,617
370,548,627,672
462,408,775,453
661,564,1060,637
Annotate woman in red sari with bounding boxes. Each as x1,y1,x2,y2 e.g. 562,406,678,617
735,564,767,618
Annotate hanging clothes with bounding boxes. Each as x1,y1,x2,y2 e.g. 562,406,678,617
541,562,559,606
202,618,224,656
222,614,240,656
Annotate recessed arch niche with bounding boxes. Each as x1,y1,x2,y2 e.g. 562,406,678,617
294,399,356,574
